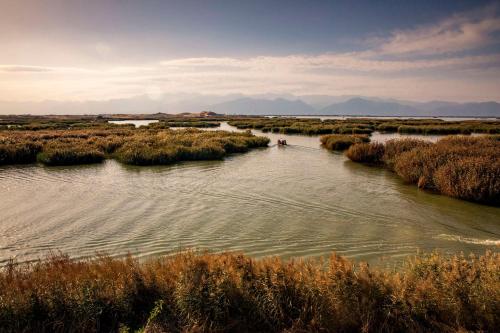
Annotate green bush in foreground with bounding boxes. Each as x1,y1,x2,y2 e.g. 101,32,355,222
320,134,370,151
0,251,498,332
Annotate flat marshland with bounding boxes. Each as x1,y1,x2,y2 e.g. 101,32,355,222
0,126,269,166
0,251,498,332
0,116,499,332
228,117,500,136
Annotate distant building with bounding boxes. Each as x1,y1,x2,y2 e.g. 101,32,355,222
200,111,220,117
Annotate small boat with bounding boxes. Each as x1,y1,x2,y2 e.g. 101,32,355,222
277,139,287,146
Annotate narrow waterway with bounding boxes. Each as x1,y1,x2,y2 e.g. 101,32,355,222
0,122,498,266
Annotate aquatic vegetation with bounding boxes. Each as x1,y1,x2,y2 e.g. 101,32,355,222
36,142,105,166
3,121,127,131
433,156,500,203
398,124,466,135
394,136,500,204
320,134,370,151
0,250,498,332
229,117,500,136
148,120,221,128
229,118,377,135
347,136,500,204
0,141,42,165
382,138,433,170
114,130,269,165
0,127,269,166
345,142,385,164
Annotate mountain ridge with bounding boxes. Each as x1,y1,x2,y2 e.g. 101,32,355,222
1,95,499,117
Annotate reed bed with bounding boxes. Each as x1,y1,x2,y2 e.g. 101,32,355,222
320,134,370,151
0,127,269,166
0,141,43,165
36,142,105,166
228,118,500,136
148,121,221,129
228,118,376,135
0,251,498,333
346,136,500,204
345,142,385,164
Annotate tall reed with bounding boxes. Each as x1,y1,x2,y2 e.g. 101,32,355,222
0,128,269,167
320,134,370,151
0,251,498,332
346,136,500,204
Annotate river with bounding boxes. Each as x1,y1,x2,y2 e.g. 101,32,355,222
0,122,498,266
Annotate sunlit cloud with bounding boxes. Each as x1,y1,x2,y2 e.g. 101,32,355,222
376,5,500,55
0,65,53,73
1,4,499,103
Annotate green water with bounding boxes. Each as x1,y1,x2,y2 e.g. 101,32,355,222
0,123,498,266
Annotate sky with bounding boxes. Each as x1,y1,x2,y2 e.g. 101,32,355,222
1,0,500,103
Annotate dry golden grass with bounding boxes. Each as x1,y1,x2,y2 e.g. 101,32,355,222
320,134,370,151
345,142,385,164
346,136,500,204
382,138,432,171
0,251,498,332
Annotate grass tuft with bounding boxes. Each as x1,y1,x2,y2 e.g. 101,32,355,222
0,251,498,332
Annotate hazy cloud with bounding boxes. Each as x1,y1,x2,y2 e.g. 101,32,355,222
1,4,500,103
377,5,500,56
0,65,53,73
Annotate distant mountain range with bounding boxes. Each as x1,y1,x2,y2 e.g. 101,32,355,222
213,97,500,117
1,94,499,117
210,97,315,115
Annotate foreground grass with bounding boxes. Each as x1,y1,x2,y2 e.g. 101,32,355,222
0,128,269,166
345,136,500,205
0,251,498,332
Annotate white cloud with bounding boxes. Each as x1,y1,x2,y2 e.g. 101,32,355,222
158,53,500,73
377,6,500,56
0,65,53,73
1,6,500,103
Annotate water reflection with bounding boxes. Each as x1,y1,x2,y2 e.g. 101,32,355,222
0,122,498,267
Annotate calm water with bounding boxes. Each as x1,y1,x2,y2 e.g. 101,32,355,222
0,123,499,266
108,119,159,127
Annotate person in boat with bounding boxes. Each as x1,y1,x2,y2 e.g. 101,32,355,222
278,139,287,145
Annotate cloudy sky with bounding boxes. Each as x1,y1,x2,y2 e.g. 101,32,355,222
1,0,500,102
